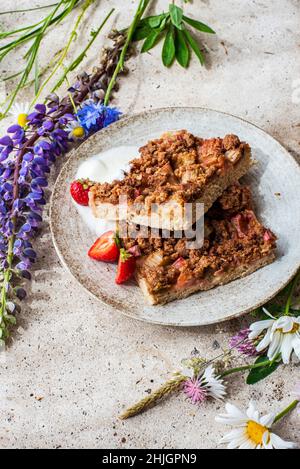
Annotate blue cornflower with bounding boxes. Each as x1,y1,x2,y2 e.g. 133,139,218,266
77,101,121,132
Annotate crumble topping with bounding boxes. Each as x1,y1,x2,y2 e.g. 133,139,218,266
90,131,249,206
121,185,277,294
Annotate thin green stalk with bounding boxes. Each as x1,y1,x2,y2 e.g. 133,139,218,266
0,0,80,57
104,0,151,105
0,228,15,342
23,0,78,60
220,359,272,378
0,3,60,16
3,71,24,82
0,21,46,41
1,0,65,117
51,8,115,93
31,0,96,107
284,269,300,316
274,400,299,424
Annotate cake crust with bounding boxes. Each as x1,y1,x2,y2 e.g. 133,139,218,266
121,185,277,305
89,131,252,230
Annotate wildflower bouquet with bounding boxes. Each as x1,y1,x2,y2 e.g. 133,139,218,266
0,25,127,346
120,276,300,448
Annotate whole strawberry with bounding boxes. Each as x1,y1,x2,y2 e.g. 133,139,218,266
70,179,93,206
115,248,136,284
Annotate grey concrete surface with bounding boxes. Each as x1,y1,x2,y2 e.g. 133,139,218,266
0,0,299,449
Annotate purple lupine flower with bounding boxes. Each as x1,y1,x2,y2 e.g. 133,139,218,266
37,120,55,136
229,329,259,357
15,288,27,300
7,124,22,134
0,136,13,147
0,79,123,344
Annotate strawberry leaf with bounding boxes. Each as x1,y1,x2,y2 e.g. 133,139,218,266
120,248,132,262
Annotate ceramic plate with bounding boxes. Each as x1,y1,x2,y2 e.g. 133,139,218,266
50,108,300,326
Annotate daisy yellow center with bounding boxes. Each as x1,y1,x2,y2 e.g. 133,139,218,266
290,323,299,334
246,421,269,445
73,126,85,138
17,113,28,127
280,323,299,334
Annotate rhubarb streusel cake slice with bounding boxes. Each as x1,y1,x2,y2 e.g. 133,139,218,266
121,185,277,305
89,131,252,231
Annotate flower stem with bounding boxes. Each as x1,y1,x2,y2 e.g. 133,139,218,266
31,0,97,107
2,0,66,118
0,3,59,16
0,227,15,341
220,359,272,378
51,8,115,93
284,269,300,316
274,400,299,424
104,0,152,105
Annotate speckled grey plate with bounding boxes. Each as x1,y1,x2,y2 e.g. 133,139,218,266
50,107,300,326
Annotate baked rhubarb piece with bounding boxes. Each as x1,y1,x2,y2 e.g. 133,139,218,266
89,131,252,230
120,185,277,305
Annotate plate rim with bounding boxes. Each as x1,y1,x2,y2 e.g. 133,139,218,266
50,106,300,327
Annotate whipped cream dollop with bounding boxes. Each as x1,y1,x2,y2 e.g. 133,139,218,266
74,145,139,236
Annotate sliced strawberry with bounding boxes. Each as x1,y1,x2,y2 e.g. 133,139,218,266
88,231,120,262
70,179,93,206
115,248,136,284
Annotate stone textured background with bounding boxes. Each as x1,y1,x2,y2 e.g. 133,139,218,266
0,0,299,449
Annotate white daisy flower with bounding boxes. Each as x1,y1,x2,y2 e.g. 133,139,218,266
249,313,300,364
183,365,226,404
9,102,30,127
66,120,85,140
216,400,297,449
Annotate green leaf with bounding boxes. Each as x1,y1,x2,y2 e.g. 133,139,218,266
183,15,215,34
183,28,205,65
141,30,162,53
175,29,190,68
34,54,39,95
169,4,183,30
162,25,175,67
133,24,153,41
133,13,168,39
246,356,281,385
148,13,168,28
